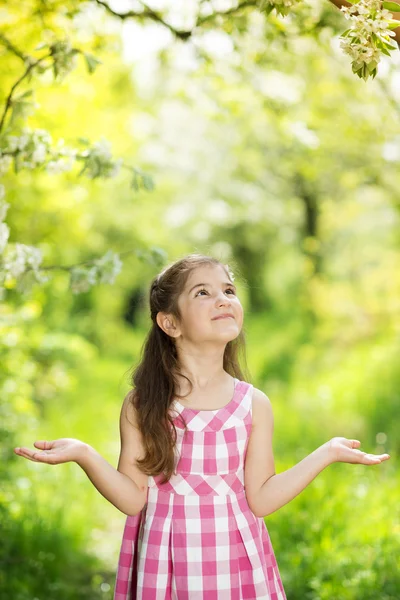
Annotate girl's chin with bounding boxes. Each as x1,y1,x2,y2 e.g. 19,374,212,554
218,329,241,342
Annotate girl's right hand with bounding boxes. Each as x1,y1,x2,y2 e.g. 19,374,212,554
327,436,390,465
14,438,88,465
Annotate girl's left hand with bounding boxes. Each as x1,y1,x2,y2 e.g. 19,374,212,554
14,438,88,465
327,437,391,465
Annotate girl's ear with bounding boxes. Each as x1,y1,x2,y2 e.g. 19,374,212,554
156,312,180,338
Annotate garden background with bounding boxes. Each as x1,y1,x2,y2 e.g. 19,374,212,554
1,1,399,598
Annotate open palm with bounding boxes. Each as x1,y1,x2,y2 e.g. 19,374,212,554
328,437,390,465
14,438,87,465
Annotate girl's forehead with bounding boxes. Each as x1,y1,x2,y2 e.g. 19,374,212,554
185,264,227,286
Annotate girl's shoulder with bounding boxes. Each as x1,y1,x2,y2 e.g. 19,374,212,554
250,386,274,427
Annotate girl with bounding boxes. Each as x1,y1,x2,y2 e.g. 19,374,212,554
14,253,390,600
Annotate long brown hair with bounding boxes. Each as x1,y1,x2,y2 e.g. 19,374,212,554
128,253,250,484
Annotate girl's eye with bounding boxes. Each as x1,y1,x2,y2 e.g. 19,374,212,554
195,288,236,297
195,288,208,296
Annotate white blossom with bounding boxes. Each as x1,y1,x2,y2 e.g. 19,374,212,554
51,39,79,80
45,158,74,174
0,223,10,254
70,266,98,294
92,139,112,162
340,0,397,79
69,251,123,293
2,243,43,280
0,155,12,175
80,138,123,179
1,128,54,170
54,141,77,159
94,250,123,284
258,0,301,17
17,135,29,151
32,143,47,164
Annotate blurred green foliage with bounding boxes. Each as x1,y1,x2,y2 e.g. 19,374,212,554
1,0,399,598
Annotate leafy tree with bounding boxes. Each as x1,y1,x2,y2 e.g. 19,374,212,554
1,0,400,300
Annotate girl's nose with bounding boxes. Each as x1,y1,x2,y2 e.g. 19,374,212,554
217,293,231,305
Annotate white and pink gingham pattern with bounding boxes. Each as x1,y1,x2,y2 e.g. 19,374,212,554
114,379,287,600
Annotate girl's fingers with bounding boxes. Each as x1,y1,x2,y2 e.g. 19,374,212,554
14,448,41,462
362,453,390,464
33,440,54,449
14,446,58,463
363,455,381,463
347,440,390,465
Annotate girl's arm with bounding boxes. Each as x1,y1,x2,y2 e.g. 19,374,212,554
78,442,147,517
249,442,332,517
244,388,390,519
14,392,148,517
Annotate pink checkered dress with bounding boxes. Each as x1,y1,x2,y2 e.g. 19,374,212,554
114,378,286,600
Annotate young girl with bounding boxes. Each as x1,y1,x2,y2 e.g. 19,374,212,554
14,253,390,600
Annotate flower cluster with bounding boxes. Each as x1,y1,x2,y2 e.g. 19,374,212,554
0,129,126,179
46,139,77,174
340,0,398,80
69,250,123,294
2,243,50,298
0,185,122,297
2,243,45,281
0,185,10,255
258,0,302,17
0,154,12,176
78,139,123,179
3,128,53,171
95,250,123,284
50,39,79,80
0,185,47,298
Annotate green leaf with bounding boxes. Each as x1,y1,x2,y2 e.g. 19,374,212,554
381,38,398,49
15,90,34,100
83,53,102,74
352,61,364,74
34,42,49,51
131,172,139,191
382,1,400,11
9,96,34,127
14,156,21,174
149,247,168,266
387,19,400,28
259,3,274,16
35,64,49,75
142,174,155,191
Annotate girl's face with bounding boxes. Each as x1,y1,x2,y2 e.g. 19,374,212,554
175,263,243,346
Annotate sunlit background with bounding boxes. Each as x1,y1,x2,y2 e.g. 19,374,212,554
1,0,399,598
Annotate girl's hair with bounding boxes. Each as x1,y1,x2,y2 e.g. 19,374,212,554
128,253,250,484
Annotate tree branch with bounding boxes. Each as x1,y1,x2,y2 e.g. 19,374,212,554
93,0,257,40
93,0,400,48
93,0,191,39
0,53,51,135
0,34,29,63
